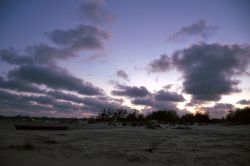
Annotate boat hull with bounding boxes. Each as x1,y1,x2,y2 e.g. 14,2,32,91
15,124,68,130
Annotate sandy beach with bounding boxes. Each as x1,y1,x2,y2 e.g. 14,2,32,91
0,121,249,166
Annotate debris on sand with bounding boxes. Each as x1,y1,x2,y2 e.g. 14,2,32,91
44,139,58,144
145,148,153,153
8,143,35,151
173,126,192,130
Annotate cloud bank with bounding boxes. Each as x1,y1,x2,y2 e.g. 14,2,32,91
0,0,124,117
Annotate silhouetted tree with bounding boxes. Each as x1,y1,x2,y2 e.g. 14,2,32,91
125,110,144,121
193,111,210,123
97,108,114,121
97,109,129,121
226,107,250,124
147,110,179,122
181,113,194,123
113,109,128,121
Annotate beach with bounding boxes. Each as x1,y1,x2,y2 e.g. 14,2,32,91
0,121,249,166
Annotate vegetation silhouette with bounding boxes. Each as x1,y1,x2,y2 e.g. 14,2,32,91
226,107,250,124
1,107,249,125
147,110,178,122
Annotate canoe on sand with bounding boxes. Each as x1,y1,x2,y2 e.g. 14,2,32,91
14,124,68,130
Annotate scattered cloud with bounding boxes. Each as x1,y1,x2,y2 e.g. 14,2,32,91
0,44,75,66
116,70,129,81
79,0,115,24
173,43,250,102
47,90,84,104
131,96,177,110
1,2,249,118
48,90,128,112
148,43,250,104
0,90,82,116
0,0,119,117
111,84,150,98
111,84,185,111
169,19,218,41
185,99,207,107
154,90,185,102
0,47,34,65
82,96,129,112
0,88,129,116
131,89,184,111
47,25,110,51
237,99,250,105
163,84,173,90
202,103,235,118
0,76,44,94
148,54,171,73
8,65,104,96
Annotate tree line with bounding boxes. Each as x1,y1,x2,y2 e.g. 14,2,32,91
1,107,249,124
94,107,250,124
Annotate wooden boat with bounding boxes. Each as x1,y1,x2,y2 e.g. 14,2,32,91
14,124,68,130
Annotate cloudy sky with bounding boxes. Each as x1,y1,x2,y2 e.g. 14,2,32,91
0,0,250,118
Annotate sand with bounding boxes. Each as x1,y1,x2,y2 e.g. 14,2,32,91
0,120,249,166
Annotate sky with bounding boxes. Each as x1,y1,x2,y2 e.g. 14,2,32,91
0,0,250,118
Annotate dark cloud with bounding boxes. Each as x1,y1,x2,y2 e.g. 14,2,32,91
131,89,184,110
111,84,150,98
169,19,218,41
0,48,33,65
0,89,129,116
173,43,250,102
148,54,171,73
47,90,84,104
131,97,153,106
0,90,81,115
47,25,110,51
1,23,110,68
154,90,185,102
0,44,75,66
8,65,104,96
48,91,125,112
79,0,114,24
163,84,173,90
26,44,75,65
0,0,118,117
0,76,44,93
237,99,250,105
24,95,83,113
46,90,129,113
0,90,34,110
131,97,177,110
82,96,128,112
185,99,206,107
111,84,183,110
202,103,235,118
116,70,129,81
